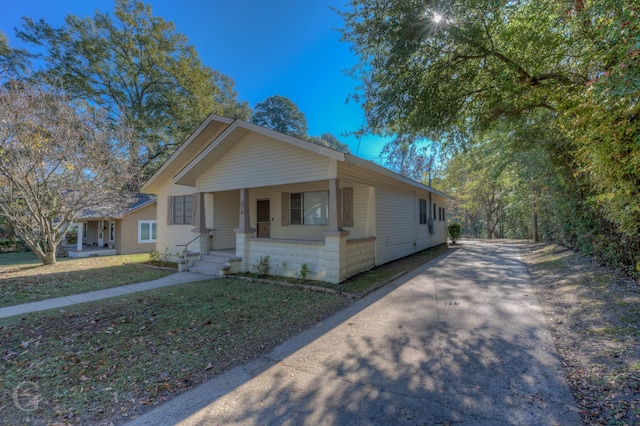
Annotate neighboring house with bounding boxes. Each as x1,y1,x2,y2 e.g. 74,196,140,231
67,194,157,258
141,115,449,283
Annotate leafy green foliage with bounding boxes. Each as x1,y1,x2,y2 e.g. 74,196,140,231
253,255,270,277
15,0,250,189
339,0,640,278
251,95,308,138
380,137,435,182
448,223,462,244
307,133,351,153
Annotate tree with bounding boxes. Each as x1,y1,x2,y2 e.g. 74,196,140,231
0,81,131,265
339,0,590,136
15,0,250,189
251,95,308,138
380,137,435,182
448,223,461,244
307,133,351,153
0,31,29,80
340,0,640,277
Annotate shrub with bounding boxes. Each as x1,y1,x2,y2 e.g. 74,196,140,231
448,223,462,244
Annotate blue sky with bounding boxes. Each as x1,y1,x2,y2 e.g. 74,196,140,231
0,0,390,162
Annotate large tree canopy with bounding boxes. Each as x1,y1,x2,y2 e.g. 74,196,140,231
380,137,435,182
340,0,639,276
15,0,250,189
308,133,351,153
251,95,309,139
0,81,132,264
0,31,29,79
339,0,595,136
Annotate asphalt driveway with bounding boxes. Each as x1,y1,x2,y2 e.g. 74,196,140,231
128,240,582,425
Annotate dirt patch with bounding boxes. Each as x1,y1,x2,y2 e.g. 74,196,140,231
520,242,639,425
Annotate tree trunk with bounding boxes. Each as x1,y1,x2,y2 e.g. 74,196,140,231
532,211,539,242
42,251,57,265
38,240,58,265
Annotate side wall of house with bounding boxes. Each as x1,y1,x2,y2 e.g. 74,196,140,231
156,181,199,260
338,162,447,266
116,203,157,255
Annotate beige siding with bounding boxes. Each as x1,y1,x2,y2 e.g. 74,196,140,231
156,181,199,260
338,162,446,266
116,202,157,255
342,183,375,239
196,133,336,192
211,191,238,249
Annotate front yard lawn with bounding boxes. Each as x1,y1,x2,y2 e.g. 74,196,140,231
0,253,173,308
0,279,350,425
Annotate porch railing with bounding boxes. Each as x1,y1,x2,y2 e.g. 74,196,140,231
176,229,211,271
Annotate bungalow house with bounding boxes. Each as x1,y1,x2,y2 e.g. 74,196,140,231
67,194,157,258
141,115,449,283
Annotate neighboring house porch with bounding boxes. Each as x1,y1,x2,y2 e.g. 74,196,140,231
65,194,157,258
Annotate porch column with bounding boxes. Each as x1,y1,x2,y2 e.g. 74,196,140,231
324,179,349,283
191,192,207,233
76,222,83,252
234,188,255,272
236,188,254,233
327,178,344,232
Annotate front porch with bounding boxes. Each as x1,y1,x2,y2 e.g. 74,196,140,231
183,180,376,283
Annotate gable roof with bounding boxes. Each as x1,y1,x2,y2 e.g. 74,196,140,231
141,114,234,193
76,193,157,220
141,114,449,199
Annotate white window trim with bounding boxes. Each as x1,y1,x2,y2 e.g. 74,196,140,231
109,220,116,243
138,220,157,244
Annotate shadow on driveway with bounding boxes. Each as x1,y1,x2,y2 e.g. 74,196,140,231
128,241,582,426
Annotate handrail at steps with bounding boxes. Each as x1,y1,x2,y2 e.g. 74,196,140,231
176,229,212,271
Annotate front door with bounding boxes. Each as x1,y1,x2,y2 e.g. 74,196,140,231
98,220,104,246
257,200,270,238
109,221,115,245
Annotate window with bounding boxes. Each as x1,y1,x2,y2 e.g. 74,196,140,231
433,203,437,221
138,220,157,243
419,199,427,224
83,222,87,240
109,221,115,242
290,191,329,225
172,195,192,225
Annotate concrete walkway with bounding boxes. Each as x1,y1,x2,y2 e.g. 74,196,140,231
0,272,210,319
127,241,583,426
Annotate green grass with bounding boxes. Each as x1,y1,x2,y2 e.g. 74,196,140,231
0,250,43,267
339,244,449,293
0,279,349,425
0,244,452,424
0,253,173,308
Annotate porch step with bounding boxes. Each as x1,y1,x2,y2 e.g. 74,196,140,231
188,250,238,276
